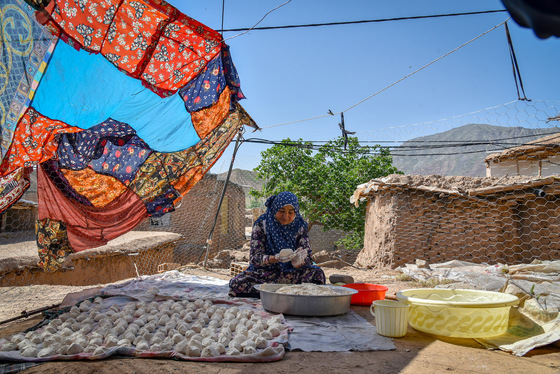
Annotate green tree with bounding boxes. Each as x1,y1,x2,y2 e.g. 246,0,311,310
250,136,402,249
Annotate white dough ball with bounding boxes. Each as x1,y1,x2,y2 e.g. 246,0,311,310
38,346,58,357
174,340,189,354
93,346,107,356
1,342,17,351
243,346,257,355
136,341,150,351
84,344,98,354
225,347,241,356
66,342,83,355
200,346,220,357
186,345,201,357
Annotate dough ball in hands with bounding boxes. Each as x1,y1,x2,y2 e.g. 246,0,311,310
277,248,294,262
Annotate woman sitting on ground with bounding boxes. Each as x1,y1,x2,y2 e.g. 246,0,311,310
229,191,326,298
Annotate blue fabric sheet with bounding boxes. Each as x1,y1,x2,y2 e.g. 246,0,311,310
32,41,200,152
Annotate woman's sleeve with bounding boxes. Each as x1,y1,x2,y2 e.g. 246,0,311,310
296,225,314,267
249,220,270,267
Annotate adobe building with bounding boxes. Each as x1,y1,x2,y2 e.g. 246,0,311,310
134,173,246,265
352,174,560,269
485,133,560,177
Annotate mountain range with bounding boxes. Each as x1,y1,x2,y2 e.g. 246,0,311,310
391,123,560,177
217,124,560,185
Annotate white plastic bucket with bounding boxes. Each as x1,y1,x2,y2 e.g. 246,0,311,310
370,300,410,338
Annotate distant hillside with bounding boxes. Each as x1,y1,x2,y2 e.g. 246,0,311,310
392,124,560,177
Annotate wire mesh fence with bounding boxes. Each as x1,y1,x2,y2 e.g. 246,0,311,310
0,99,559,319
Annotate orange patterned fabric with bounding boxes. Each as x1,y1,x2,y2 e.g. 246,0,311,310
191,86,232,139
172,165,203,200
0,108,81,177
129,149,200,204
61,167,128,208
172,103,250,199
41,0,223,95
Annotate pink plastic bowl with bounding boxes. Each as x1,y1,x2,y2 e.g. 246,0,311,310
342,283,388,305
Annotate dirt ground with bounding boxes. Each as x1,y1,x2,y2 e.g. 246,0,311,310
0,266,559,374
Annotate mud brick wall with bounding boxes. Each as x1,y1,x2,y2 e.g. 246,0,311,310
308,225,347,253
134,174,246,264
356,189,560,269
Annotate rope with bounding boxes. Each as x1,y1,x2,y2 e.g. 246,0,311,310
224,0,293,42
505,21,529,101
220,0,226,37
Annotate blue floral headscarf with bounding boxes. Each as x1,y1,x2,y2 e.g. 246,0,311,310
255,191,307,257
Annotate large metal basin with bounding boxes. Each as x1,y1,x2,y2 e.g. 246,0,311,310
255,283,358,316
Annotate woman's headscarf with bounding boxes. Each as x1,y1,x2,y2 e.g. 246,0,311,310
255,191,307,256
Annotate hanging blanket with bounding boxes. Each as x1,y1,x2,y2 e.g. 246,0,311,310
0,0,57,158
0,168,31,213
37,165,148,252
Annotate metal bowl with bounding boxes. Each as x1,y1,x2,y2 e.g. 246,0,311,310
254,283,358,316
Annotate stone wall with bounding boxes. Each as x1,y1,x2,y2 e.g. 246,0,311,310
356,188,560,269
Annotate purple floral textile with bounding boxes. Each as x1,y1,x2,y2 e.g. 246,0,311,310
179,46,245,112
57,118,139,170
145,186,181,217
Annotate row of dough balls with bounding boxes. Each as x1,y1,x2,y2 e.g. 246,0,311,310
0,294,285,358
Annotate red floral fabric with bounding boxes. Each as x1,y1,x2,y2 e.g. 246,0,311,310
40,0,223,95
0,108,81,177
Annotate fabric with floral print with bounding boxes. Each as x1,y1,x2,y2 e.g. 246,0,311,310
145,186,181,217
36,217,74,272
191,86,232,139
89,132,152,185
40,0,223,96
56,118,140,170
179,46,245,112
57,118,152,185
0,107,82,177
0,168,32,213
60,166,128,208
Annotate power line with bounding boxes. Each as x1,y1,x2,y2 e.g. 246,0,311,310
242,133,560,157
245,131,560,146
218,10,507,32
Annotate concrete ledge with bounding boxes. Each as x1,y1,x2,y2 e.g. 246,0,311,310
0,231,182,287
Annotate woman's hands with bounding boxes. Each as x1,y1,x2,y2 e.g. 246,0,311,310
291,247,307,268
268,255,280,265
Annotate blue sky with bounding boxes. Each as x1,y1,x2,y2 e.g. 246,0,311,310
168,0,560,173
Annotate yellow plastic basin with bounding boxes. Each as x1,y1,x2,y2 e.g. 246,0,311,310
396,288,519,338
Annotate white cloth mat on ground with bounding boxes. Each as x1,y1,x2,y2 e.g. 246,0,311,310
286,309,395,352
